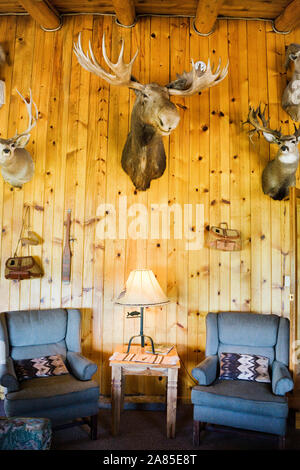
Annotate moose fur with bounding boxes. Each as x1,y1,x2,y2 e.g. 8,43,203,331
121,84,180,190
282,43,300,122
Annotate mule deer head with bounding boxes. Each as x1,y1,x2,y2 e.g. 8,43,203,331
74,34,228,190
0,89,38,188
246,104,300,200
282,43,300,122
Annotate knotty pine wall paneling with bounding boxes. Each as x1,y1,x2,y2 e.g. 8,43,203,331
0,15,296,399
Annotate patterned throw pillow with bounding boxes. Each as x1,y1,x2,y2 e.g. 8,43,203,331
219,352,271,383
14,355,69,381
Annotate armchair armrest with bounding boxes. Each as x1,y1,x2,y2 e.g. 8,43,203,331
272,360,294,396
191,355,218,385
0,357,19,392
67,352,97,381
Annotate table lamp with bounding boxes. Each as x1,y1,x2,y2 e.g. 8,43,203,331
114,269,169,353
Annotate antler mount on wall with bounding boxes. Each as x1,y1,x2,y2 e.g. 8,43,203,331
74,33,229,191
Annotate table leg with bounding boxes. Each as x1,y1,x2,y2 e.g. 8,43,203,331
166,368,178,438
111,364,122,436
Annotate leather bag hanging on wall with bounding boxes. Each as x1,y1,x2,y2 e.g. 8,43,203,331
4,205,43,281
207,222,241,252
5,256,43,280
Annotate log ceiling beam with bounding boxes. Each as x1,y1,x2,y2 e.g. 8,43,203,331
274,0,300,33
18,0,61,31
112,0,136,27
194,0,224,35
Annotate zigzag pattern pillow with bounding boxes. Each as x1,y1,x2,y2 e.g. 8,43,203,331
219,352,271,383
14,355,69,381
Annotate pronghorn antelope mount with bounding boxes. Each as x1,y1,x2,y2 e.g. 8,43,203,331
0,89,38,188
246,104,300,200
282,43,300,122
74,33,229,191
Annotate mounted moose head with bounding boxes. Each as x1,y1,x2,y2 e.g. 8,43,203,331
246,104,300,200
282,43,300,122
74,34,229,191
0,89,38,188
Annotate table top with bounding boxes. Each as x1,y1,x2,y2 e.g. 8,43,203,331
109,344,180,368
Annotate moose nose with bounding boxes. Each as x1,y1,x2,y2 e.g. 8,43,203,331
3,148,10,154
281,145,289,151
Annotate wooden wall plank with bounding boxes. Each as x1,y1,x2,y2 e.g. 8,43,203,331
0,15,299,399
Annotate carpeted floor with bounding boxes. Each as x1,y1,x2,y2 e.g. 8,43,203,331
1,400,300,450
51,406,300,451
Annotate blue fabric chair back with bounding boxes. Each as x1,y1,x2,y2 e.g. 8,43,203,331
206,312,290,366
1,308,81,361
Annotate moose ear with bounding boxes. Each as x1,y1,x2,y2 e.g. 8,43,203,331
14,134,30,148
262,131,277,143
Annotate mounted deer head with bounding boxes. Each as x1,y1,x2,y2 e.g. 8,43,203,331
0,89,38,188
282,43,300,122
74,34,229,190
246,104,300,200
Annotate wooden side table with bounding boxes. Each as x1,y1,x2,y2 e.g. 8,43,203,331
109,345,180,438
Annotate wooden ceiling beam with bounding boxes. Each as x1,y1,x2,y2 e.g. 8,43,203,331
274,0,300,33
194,0,224,35
18,0,61,31
112,0,136,27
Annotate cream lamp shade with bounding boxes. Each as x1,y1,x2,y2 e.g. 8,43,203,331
115,269,169,307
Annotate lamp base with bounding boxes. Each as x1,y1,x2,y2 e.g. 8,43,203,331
127,334,155,354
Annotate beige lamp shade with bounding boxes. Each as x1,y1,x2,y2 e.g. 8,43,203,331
114,269,169,307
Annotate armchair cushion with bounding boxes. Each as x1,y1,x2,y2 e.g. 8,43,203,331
67,352,97,381
191,355,218,385
4,373,99,416
14,355,69,381
191,379,288,419
272,360,294,396
219,352,271,383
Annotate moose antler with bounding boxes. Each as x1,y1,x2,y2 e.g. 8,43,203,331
73,33,144,92
14,89,38,138
166,58,229,96
245,104,283,142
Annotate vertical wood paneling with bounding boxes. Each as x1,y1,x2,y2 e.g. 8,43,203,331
0,15,297,399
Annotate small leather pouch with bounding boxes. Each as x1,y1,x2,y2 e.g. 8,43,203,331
207,222,241,251
5,256,43,280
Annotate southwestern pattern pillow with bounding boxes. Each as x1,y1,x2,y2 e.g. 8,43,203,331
14,355,69,381
219,352,271,383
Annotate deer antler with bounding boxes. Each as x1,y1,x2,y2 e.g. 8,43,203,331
292,123,300,140
245,104,283,142
14,89,38,138
166,58,229,96
73,33,144,92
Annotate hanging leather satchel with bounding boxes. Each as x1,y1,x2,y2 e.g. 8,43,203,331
5,256,43,280
4,205,43,281
207,222,241,251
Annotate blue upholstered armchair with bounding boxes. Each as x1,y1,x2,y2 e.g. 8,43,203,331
0,308,99,440
191,312,294,447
